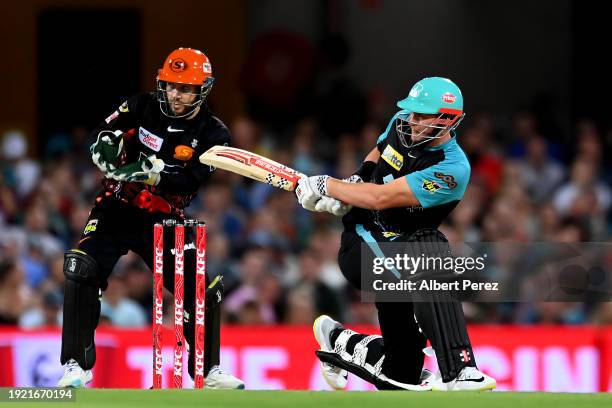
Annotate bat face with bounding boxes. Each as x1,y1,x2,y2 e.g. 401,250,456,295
199,146,304,191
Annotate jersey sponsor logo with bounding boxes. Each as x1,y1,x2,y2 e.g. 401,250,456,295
442,93,456,104
381,145,404,171
434,172,458,188
105,110,119,124
119,101,129,113
84,219,98,234
139,127,163,152
422,179,441,194
167,126,183,132
174,145,195,161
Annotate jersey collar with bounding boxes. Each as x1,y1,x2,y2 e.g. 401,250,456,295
424,131,457,151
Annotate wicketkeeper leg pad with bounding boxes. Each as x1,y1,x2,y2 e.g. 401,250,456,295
60,249,101,370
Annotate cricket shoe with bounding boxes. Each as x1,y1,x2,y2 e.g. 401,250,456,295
426,366,496,391
419,368,435,384
57,359,93,388
313,315,349,390
205,366,245,389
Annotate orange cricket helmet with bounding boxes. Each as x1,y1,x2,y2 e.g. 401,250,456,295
156,48,215,118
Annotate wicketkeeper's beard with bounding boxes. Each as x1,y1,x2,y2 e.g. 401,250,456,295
161,98,200,118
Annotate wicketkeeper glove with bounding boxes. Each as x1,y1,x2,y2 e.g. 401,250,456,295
90,129,130,173
106,154,165,185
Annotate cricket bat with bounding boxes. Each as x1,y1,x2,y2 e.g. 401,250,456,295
199,145,304,191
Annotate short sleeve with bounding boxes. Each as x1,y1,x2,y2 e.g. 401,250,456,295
405,160,470,208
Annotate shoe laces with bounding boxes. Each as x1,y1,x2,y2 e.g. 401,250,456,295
208,365,227,376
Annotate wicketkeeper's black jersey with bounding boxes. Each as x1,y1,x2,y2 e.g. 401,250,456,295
90,92,230,211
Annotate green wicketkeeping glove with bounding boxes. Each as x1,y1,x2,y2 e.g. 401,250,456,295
106,155,165,185
90,130,125,173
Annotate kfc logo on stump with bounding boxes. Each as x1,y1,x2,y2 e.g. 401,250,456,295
442,92,456,104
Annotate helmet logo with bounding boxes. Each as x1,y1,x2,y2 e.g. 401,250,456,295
170,58,187,72
442,93,456,104
409,83,423,98
203,62,212,73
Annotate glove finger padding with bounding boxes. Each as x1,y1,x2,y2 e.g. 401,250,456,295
314,196,334,212
296,177,320,211
331,200,352,216
107,155,164,182
90,129,134,173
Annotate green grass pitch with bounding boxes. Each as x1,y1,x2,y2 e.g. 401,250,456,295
9,389,610,408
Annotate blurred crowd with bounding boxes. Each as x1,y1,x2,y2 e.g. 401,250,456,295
0,99,611,329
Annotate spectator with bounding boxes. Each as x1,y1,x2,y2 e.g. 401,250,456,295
514,135,565,203
19,289,63,328
0,260,33,324
100,275,148,327
285,250,342,322
553,158,611,217
0,130,41,199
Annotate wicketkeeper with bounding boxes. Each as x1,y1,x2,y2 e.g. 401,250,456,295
296,77,496,391
58,48,244,389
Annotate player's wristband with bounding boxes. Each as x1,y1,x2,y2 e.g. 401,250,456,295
354,161,377,181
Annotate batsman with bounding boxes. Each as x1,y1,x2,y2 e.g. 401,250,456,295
296,77,496,391
58,47,244,389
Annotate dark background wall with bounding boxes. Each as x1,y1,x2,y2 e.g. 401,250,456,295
0,0,245,153
0,0,607,153
247,0,573,135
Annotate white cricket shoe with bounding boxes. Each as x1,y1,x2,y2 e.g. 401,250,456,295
205,366,245,389
313,315,349,390
426,366,496,391
58,359,93,388
419,368,435,384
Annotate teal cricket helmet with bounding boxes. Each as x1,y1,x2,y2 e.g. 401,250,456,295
395,77,466,150
397,77,463,115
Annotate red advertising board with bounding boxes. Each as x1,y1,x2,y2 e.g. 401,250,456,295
0,325,610,391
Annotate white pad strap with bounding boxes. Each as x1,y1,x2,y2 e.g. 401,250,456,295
352,335,378,367
334,329,356,361
373,355,385,376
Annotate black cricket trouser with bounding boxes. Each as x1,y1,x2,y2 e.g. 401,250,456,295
337,226,427,384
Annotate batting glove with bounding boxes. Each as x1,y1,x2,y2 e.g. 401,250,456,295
313,174,362,216
295,175,329,211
